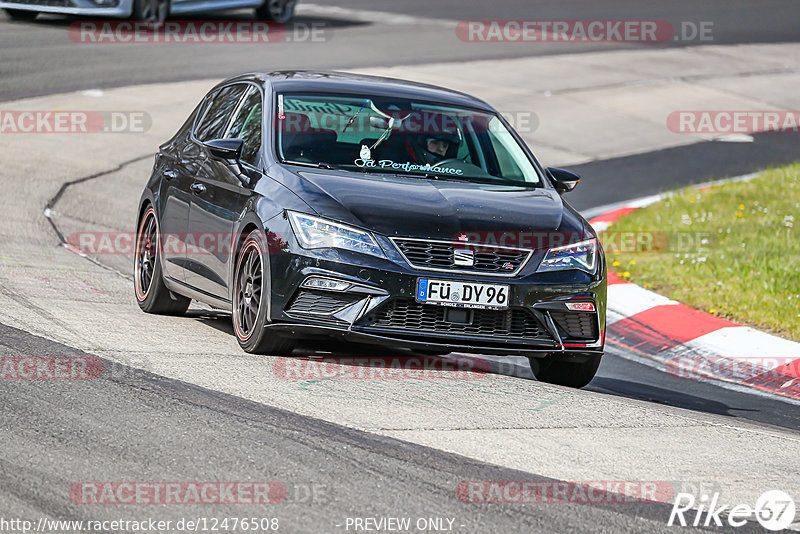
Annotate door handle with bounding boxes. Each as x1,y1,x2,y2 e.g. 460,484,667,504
163,169,178,180
190,182,207,194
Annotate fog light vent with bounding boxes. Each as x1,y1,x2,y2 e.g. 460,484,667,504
286,290,362,316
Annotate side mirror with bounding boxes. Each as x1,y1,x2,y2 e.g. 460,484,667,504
546,167,580,193
204,138,250,187
204,138,244,161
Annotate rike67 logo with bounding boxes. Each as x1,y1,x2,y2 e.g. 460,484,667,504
668,490,796,531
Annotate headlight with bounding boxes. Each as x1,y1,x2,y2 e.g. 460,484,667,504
287,211,385,259
537,238,598,273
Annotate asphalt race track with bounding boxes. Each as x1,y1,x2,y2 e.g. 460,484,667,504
5,322,770,533
1,1,799,532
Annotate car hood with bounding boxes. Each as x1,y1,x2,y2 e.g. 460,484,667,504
278,168,587,243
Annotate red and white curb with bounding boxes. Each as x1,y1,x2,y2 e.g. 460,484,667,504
586,174,800,401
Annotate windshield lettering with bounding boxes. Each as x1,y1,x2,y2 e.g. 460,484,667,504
354,158,465,175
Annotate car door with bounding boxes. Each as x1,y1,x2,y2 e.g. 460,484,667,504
186,83,261,300
156,123,206,283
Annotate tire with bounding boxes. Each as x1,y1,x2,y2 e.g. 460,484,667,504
232,230,295,355
4,9,38,21
529,353,602,388
134,207,190,315
255,0,296,23
131,0,168,23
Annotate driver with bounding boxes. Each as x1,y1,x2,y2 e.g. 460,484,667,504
411,115,461,165
426,136,451,159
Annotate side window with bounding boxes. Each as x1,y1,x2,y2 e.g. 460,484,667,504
226,86,263,166
195,84,248,142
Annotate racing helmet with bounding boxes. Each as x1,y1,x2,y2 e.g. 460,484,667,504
412,113,461,164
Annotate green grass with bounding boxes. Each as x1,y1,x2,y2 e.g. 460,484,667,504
605,163,800,341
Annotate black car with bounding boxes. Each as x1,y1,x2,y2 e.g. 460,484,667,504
135,71,607,388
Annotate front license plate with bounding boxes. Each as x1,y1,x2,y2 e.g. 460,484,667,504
416,278,510,310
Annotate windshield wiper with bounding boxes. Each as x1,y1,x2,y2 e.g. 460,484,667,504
420,173,475,183
284,160,348,171
292,161,379,175
401,172,538,188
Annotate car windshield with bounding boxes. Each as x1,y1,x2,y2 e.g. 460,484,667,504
275,92,543,187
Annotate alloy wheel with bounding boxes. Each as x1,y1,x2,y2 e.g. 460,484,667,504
234,242,263,340
135,211,158,301
140,0,168,24
267,0,295,23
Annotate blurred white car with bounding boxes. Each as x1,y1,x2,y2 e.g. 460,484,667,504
1,0,296,23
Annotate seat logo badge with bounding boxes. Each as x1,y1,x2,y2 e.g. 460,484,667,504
502,262,514,270
454,249,475,267
457,233,469,242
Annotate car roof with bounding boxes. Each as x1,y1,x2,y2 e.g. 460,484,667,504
222,71,496,112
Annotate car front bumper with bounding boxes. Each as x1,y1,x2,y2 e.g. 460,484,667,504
265,216,607,357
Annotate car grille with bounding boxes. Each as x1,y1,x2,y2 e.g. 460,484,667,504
11,0,74,6
285,290,363,316
359,298,550,341
391,238,531,276
549,311,598,341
